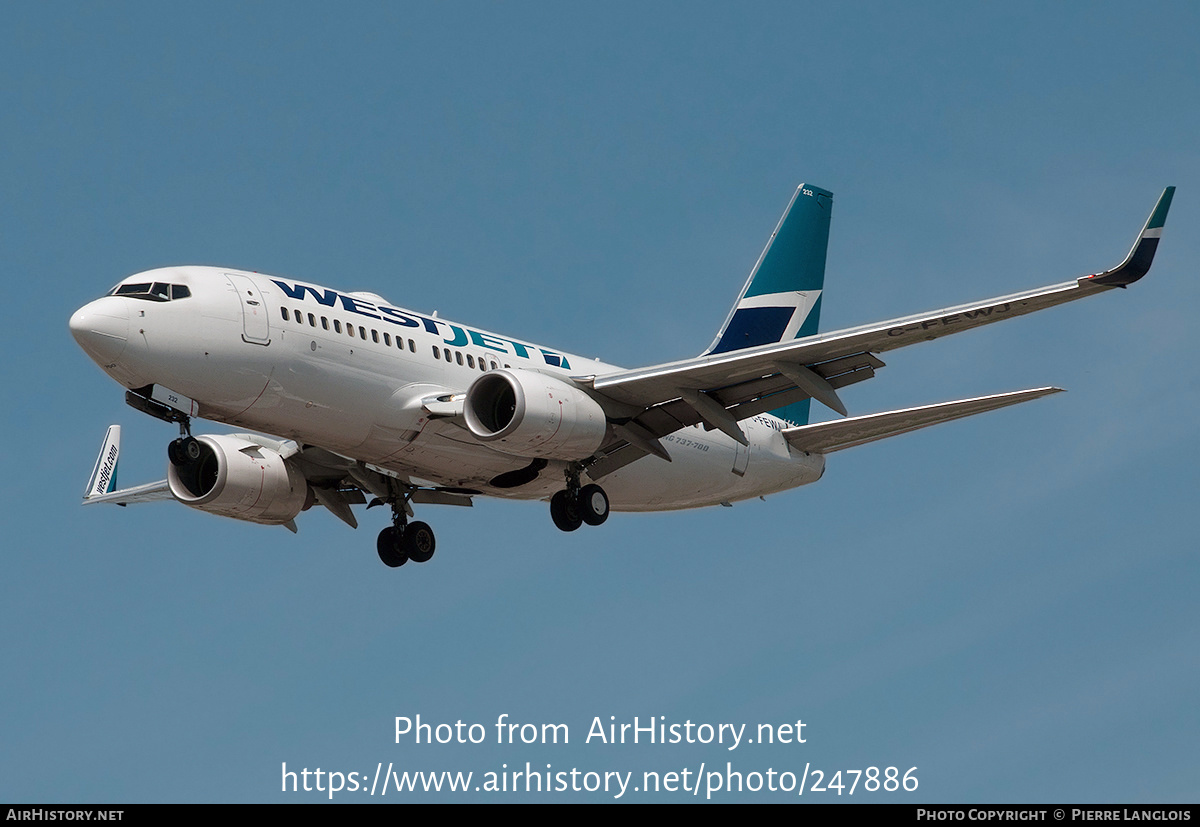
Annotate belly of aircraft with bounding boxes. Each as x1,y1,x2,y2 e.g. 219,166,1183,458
354,418,823,512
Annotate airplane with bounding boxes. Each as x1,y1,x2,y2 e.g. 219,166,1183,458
70,183,1175,569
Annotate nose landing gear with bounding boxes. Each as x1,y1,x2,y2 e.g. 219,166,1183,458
167,436,201,466
167,415,201,467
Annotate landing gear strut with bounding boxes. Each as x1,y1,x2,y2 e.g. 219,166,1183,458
375,490,436,568
550,468,609,532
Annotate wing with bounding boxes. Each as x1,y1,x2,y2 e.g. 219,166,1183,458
83,479,175,505
80,423,473,532
81,425,174,504
580,187,1173,478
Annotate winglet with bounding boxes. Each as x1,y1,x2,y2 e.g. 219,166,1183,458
1085,186,1175,288
84,425,121,500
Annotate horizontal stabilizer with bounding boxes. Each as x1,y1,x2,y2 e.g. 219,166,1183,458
782,387,1063,454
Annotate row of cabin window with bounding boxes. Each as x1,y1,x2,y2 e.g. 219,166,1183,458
281,306,416,351
280,306,501,371
433,346,500,371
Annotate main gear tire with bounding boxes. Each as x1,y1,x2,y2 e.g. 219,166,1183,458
403,521,436,563
550,490,583,532
376,526,409,568
578,484,609,526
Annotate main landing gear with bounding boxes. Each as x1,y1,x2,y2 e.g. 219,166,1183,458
550,469,609,532
376,494,436,568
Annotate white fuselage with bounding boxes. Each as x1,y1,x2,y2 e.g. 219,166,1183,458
71,266,824,510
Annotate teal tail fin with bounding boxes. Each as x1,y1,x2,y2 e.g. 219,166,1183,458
703,184,833,425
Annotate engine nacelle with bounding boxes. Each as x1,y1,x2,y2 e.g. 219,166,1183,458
167,434,309,525
463,369,607,460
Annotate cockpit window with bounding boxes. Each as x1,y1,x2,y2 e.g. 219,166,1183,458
109,282,192,302
114,283,153,296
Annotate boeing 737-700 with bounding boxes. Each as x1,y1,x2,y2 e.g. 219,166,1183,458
70,184,1174,568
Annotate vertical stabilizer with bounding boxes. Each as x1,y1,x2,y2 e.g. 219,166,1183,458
704,184,833,424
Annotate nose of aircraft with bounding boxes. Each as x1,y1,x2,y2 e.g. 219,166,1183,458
69,297,130,365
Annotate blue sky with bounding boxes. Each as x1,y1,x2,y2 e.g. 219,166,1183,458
2,2,1197,802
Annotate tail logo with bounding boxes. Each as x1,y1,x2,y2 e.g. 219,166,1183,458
710,289,822,354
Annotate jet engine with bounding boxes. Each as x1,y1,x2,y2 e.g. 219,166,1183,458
463,369,607,460
166,434,309,525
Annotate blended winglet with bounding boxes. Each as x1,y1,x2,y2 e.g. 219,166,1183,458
1085,186,1175,288
84,425,121,499
82,424,174,506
